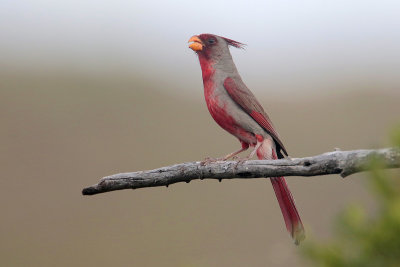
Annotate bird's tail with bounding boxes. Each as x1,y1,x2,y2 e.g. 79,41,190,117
258,147,305,245
270,177,305,245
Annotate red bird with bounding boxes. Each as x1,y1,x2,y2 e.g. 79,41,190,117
188,34,305,244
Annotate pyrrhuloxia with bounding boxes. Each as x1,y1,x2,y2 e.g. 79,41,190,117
189,34,305,244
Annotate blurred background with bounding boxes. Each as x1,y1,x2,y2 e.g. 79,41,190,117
1,0,399,266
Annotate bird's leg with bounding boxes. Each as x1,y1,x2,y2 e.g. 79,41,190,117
236,135,263,164
242,141,262,161
201,142,249,165
221,142,249,161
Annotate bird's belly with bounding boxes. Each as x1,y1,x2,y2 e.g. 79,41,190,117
206,94,261,145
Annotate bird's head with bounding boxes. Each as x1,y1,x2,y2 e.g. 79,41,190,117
188,33,245,62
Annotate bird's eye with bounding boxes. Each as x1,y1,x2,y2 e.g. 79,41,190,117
207,38,215,44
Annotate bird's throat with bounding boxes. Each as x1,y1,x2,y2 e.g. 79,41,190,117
198,56,215,83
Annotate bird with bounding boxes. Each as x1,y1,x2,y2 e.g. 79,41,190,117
188,33,305,244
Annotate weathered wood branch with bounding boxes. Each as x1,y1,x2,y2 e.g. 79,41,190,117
82,148,400,196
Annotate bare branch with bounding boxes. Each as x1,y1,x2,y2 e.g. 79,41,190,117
82,148,400,196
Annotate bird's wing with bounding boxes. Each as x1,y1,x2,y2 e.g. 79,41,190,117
223,77,288,156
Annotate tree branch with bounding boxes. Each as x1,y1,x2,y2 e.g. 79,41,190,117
82,148,400,196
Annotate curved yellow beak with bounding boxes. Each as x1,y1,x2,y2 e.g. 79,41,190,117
188,35,204,51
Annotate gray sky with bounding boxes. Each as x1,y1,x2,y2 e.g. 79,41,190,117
1,0,400,96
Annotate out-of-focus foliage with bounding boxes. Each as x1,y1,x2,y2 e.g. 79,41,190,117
301,128,400,267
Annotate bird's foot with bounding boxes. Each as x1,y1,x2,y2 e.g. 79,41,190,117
233,155,252,168
233,142,258,167
200,157,224,166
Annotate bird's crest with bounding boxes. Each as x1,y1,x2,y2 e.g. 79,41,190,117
222,37,246,49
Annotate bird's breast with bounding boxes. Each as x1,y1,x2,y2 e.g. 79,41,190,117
204,82,257,145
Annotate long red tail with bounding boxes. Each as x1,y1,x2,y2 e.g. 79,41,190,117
270,177,305,244
260,149,305,244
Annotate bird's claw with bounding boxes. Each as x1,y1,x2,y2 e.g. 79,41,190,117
200,157,224,166
233,156,251,168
